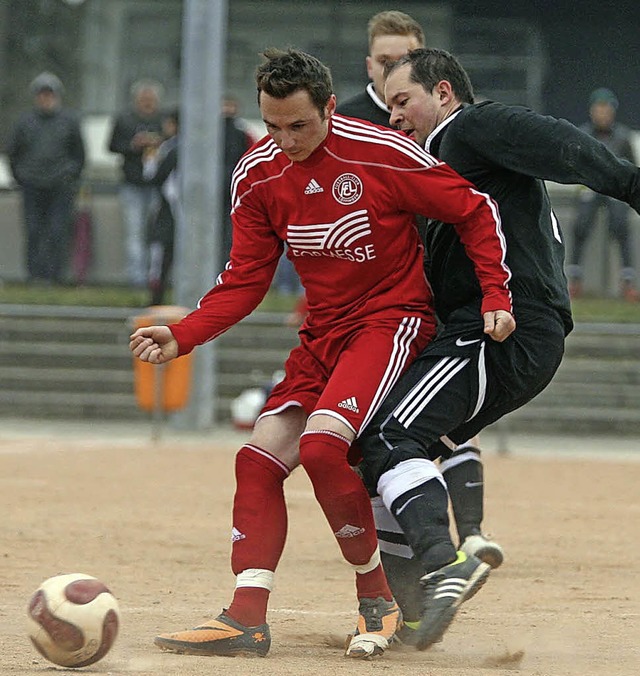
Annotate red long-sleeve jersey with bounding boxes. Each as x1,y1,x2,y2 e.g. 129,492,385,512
170,114,512,355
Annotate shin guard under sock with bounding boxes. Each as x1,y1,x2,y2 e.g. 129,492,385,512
300,430,391,600
440,447,484,544
227,444,289,626
387,478,456,574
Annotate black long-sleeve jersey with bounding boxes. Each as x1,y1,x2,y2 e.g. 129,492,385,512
424,101,640,336
337,83,392,128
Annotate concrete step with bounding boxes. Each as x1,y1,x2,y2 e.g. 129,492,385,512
0,389,235,423
0,365,278,399
0,366,134,394
552,358,640,385
1,304,639,432
0,389,147,420
0,341,132,369
527,381,639,408
0,316,130,344
503,405,640,435
565,324,640,359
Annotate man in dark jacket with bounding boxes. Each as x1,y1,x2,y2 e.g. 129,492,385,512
358,47,640,650
108,79,164,287
6,72,85,284
566,87,639,301
143,109,180,306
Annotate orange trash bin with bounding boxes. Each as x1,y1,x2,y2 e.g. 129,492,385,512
131,305,193,413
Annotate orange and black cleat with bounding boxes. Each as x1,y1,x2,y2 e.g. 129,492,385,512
154,612,271,657
345,596,402,658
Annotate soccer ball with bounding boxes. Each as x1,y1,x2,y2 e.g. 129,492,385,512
26,573,120,668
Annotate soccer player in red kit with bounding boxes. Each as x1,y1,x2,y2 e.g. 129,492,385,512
130,48,514,659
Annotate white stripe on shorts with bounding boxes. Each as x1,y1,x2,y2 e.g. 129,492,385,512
392,356,470,428
357,316,421,435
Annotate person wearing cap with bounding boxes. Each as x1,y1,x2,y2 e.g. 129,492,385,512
5,72,85,285
566,88,639,302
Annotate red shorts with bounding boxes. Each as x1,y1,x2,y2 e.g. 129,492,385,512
258,313,435,437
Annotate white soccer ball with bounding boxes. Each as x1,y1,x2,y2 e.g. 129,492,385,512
231,387,267,429
26,573,120,668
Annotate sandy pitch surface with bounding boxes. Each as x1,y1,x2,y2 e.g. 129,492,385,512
1,422,639,675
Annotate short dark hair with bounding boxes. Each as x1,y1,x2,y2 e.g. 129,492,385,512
386,48,474,104
255,48,333,116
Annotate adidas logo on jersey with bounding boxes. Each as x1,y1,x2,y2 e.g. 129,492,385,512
338,396,359,413
334,523,365,538
304,178,324,194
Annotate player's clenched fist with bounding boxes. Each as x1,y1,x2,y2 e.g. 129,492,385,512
482,309,516,343
129,325,179,364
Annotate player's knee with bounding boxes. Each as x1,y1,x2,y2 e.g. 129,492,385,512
299,429,350,479
451,442,481,458
235,444,290,483
377,457,444,508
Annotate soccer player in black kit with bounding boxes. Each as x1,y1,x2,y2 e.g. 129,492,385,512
337,15,506,636
358,48,640,650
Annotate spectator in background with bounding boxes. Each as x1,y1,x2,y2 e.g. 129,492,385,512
143,108,180,306
272,244,304,296
221,96,256,270
567,88,639,302
6,72,85,285
338,10,424,124
109,79,164,287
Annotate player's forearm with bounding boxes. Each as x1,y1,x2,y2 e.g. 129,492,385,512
451,194,513,316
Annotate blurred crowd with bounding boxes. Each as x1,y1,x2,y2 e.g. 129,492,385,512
4,71,640,303
4,73,257,304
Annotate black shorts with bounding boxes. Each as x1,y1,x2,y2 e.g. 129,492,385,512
358,303,565,492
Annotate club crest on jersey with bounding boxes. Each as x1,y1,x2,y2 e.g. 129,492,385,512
332,173,363,205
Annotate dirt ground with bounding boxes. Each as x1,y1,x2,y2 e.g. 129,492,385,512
1,421,639,676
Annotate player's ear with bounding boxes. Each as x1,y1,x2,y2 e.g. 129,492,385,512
437,80,454,104
365,55,374,80
325,94,337,119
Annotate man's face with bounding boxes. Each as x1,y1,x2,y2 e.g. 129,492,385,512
367,34,422,99
590,101,616,131
135,89,159,116
260,89,335,162
35,90,59,112
385,64,442,146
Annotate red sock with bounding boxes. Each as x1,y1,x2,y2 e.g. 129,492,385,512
299,431,392,601
227,445,289,627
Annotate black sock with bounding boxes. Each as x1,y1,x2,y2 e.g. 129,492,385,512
389,479,456,573
380,551,424,622
442,452,484,545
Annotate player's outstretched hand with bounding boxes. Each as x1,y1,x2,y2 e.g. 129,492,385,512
483,310,516,342
129,325,179,364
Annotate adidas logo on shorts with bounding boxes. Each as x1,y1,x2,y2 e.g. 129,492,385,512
338,396,360,413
